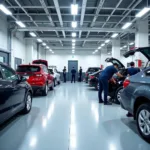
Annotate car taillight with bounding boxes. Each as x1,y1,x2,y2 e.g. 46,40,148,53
123,79,130,88
90,75,95,79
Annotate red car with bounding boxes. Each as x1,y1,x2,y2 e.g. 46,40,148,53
16,64,54,96
32,59,48,67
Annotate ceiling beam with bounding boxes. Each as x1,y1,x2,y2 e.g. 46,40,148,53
47,47,98,50
17,27,136,33
6,6,140,11
24,37,107,41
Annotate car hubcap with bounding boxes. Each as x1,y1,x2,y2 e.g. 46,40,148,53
117,89,123,102
138,110,150,136
26,94,31,111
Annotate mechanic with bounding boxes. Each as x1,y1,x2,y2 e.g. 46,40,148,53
79,67,82,82
71,67,76,83
63,66,67,83
98,63,123,105
126,61,140,117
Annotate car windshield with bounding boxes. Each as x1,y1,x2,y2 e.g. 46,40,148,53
17,66,40,72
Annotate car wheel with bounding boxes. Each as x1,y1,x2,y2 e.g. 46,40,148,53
115,86,123,104
42,83,48,96
22,92,32,114
136,103,150,143
50,82,54,90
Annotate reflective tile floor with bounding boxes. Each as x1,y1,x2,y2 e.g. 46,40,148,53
0,83,150,150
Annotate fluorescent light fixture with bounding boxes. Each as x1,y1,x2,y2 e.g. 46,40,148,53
129,42,134,45
98,47,101,49
0,4,12,15
52,51,54,54
42,43,46,46
136,7,150,18
72,39,76,43
72,43,75,46
122,22,132,29
108,52,111,55
29,32,36,37
49,49,52,51
123,45,127,48
71,4,78,15
111,33,118,38
105,39,110,43
72,32,76,37
92,52,95,54
120,47,123,50
37,39,42,42
101,43,105,47
46,46,49,49
72,21,77,28
95,49,98,52
16,21,26,28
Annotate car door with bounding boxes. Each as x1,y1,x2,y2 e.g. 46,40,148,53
1,64,26,113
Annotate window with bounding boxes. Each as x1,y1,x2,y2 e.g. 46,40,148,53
145,69,150,76
1,65,17,80
16,66,40,72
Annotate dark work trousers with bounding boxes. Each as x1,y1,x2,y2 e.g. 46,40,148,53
63,74,66,82
79,74,82,82
98,77,108,103
71,75,75,83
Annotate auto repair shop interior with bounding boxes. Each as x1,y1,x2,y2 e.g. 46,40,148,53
0,0,150,150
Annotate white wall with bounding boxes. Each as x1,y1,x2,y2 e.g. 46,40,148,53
0,12,8,51
46,52,101,72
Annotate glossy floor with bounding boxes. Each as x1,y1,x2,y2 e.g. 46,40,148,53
0,83,150,150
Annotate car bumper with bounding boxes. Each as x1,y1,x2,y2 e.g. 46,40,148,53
88,80,97,87
31,85,45,92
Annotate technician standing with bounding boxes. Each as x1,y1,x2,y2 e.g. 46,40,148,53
71,67,76,83
63,66,67,83
126,62,140,117
99,63,123,105
79,67,82,82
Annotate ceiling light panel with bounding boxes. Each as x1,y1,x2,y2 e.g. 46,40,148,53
71,4,78,15
136,7,150,18
111,33,118,38
16,21,26,28
105,39,110,43
72,32,76,37
72,39,76,43
37,39,42,42
29,32,36,37
122,22,132,29
72,21,77,28
0,4,12,15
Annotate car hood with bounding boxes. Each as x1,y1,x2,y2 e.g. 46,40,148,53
123,47,150,60
105,57,125,69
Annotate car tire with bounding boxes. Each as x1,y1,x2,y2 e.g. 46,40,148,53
136,103,150,143
42,83,48,96
22,92,32,114
115,86,123,104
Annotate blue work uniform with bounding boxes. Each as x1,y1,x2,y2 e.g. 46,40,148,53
127,67,140,76
71,69,76,83
98,65,118,103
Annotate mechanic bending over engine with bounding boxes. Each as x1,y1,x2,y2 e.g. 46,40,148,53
126,61,140,117
98,63,123,105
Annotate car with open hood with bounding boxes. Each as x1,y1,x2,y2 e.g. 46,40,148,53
120,47,150,142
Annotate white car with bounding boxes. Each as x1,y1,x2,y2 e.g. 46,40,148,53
48,69,61,86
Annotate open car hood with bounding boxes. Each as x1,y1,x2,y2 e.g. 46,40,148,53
123,47,150,60
105,58,125,69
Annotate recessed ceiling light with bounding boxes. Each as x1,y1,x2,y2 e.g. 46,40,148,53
136,7,150,18
122,22,132,29
129,42,134,45
29,32,36,37
72,39,76,43
101,43,105,47
72,21,77,28
42,43,46,46
37,39,42,42
16,21,26,28
0,4,12,15
105,39,110,43
72,32,76,37
71,4,78,15
111,33,118,38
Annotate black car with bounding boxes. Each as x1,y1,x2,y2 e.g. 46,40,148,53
85,67,100,83
88,70,101,90
0,63,32,125
121,47,150,142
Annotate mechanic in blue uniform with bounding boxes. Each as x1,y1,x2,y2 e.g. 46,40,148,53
126,61,140,117
99,63,123,105
71,67,76,83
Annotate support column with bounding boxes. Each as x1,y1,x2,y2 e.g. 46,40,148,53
26,39,34,64
135,19,149,65
112,39,120,60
